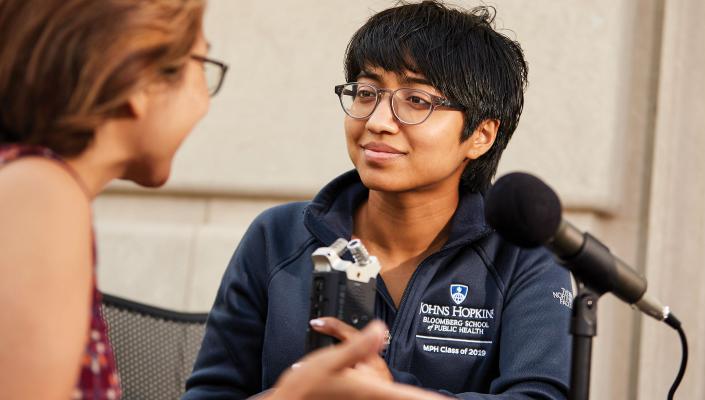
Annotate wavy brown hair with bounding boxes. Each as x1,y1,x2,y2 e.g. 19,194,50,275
0,0,205,156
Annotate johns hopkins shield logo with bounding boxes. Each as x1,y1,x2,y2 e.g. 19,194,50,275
450,284,469,305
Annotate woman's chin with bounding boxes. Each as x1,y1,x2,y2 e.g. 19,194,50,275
357,169,411,193
123,164,172,188
140,175,170,188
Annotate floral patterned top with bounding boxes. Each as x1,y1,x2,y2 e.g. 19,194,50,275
0,144,121,400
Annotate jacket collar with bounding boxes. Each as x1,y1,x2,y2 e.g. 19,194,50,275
304,170,492,249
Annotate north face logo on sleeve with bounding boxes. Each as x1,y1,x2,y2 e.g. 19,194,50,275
553,287,573,309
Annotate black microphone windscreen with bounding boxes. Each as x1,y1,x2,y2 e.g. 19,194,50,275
485,172,562,248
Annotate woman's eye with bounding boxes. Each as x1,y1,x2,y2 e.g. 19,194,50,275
407,95,430,106
356,89,377,101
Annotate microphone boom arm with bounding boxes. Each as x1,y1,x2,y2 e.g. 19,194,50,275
548,220,671,324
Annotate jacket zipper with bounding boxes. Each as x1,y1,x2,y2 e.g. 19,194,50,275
384,244,460,365
383,227,493,366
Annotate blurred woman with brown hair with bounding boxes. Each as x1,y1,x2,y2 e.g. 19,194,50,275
0,0,215,398
0,1,452,399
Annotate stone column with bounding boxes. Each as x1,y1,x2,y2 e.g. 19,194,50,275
637,0,705,399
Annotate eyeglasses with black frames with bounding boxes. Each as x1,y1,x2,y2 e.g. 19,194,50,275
191,55,229,97
334,82,465,125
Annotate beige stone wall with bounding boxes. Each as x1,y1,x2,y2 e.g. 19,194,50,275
95,0,704,398
636,0,705,399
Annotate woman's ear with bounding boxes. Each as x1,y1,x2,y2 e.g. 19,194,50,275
125,89,150,119
465,119,500,160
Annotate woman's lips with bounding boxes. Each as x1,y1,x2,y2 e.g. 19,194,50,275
363,148,405,161
361,143,406,162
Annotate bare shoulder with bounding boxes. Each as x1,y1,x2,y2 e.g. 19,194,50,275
0,155,93,281
0,157,94,398
0,156,91,217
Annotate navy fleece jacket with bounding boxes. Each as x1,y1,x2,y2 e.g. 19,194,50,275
183,170,572,399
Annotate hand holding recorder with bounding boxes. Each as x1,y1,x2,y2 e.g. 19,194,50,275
267,321,449,400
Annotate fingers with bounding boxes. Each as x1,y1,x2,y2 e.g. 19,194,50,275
303,320,386,373
336,370,451,400
309,316,359,341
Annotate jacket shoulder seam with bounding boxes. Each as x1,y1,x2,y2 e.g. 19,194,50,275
265,237,318,288
471,242,507,296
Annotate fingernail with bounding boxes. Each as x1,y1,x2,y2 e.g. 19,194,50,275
309,319,325,327
291,362,302,369
369,320,385,333
364,321,386,342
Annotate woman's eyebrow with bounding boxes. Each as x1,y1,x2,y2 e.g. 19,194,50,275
356,70,433,87
357,70,382,81
400,75,432,86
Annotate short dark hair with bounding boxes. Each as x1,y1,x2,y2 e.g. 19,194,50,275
344,1,528,192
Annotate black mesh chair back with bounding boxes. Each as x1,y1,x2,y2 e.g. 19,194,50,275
101,293,208,400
